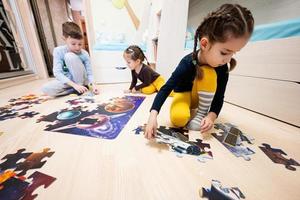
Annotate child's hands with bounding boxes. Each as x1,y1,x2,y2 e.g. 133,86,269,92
92,87,99,95
89,83,99,95
131,88,140,93
124,89,132,93
200,112,217,133
73,84,88,94
144,110,158,139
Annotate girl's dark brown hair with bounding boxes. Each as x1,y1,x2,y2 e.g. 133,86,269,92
124,45,150,65
193,4,254,78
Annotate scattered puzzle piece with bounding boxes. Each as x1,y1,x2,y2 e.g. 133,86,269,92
213,123,255,161
201,180,245,200
0,170,16,186
0,148,56,200
0,176,30,200
22,171,56,200
132,124,146,135
15,148,55,176
65,97,95,106
0,94,48,121
259,143,300,171
0,149,32,171
18,111,39,119
0,111,18,121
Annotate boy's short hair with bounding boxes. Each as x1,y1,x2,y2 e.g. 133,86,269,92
62,21,83,39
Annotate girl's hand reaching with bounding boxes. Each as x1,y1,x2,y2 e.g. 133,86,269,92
200,112,217,133
144,110,158,139
131,88,140,93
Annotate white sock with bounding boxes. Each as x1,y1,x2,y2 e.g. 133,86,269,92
187,91,215,131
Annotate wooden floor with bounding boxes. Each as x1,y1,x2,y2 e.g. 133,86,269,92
0,79,300,200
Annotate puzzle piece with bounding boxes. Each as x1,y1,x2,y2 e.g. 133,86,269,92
20,94,39,101
22,171,56,200
259,143,300,171
189,139,213,158
213,123,255,161
15,148,55,176
0,94,48,122
0,110,18,121
214,123,254,145
18,111,39,119
0,176,30,200
66,98,84,105
134,125,213,162
0,149,32,171
132,124,146,135
66,97,96,106
201,180,245,200
36,106,87,123
0,148,56,199
0,170,16,187
158,126,189,142
8,94,46,107
39,96,145,139
83,96,95,103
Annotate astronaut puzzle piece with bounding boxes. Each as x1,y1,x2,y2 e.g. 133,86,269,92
134,125,213,162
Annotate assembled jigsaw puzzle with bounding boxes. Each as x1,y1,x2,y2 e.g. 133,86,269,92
259,143,300,171
201,180,245,200
0,94,49,121
133,125,213,162
37,96,145,139
212,123,255,161
0,148,56,200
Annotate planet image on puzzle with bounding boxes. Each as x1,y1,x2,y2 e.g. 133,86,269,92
104,98,135,113
57,110,81,120
76,114,110,129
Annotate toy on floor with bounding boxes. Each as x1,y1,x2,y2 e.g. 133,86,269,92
259,143,300,171
0,94,49,121
133,125,213,162
15,148,55,176
201,180,245,200
212,123,255,161
133,124,146,135
38,96,145,139
0,148,56,200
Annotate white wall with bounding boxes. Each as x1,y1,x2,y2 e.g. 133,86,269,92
188,0,300,29
156,0,189,79
86,0,149,83
91,0,147,45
